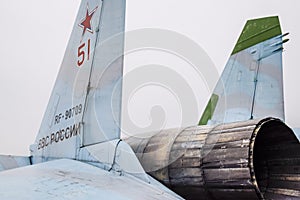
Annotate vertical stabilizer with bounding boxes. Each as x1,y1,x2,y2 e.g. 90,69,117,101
199,16,288,125
31,0,126,161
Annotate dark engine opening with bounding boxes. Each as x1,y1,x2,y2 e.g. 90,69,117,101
253,120,300,199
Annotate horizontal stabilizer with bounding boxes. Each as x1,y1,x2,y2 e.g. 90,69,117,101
0,155,30,172
0,159,182,199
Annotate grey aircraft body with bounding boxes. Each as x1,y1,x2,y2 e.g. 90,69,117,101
0,0,299,200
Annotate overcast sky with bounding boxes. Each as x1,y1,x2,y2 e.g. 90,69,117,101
0,0,299,155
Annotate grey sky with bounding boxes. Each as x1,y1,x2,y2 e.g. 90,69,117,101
0,0,299,155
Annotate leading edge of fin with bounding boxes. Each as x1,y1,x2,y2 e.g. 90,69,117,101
232,16,282,55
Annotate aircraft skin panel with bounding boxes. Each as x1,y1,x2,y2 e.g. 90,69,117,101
31,0,126,160
0,155,31,172
252,41,284,120
209,36,285,124
0,159,182,200
292,128,300,142
32,0,103,160
7,0,183,198
82,0,126,146
1,1,294,199
199,16,286,125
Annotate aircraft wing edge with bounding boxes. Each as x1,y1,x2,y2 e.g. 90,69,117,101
0,158,183,200
0,155,31,172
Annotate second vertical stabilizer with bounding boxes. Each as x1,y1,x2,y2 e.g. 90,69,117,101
199,16,287,125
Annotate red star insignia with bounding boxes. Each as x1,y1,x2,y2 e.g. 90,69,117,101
78,4,98,38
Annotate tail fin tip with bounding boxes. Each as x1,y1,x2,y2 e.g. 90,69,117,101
232,16,282,55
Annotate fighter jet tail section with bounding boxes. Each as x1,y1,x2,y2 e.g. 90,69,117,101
126,16,300,200
30,0,125,162
0,1,183,198
199,16,288,125
28,0,150,182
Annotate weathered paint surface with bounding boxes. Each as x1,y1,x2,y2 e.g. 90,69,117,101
32,0,125,161
0,159,182,199
199,16,286,125
0,0,183,199
127,118,300,200
0,155,30,172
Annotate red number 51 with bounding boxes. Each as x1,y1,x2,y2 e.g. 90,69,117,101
77,39,91,67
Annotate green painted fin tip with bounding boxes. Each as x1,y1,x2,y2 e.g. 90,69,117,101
232,16,282,55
